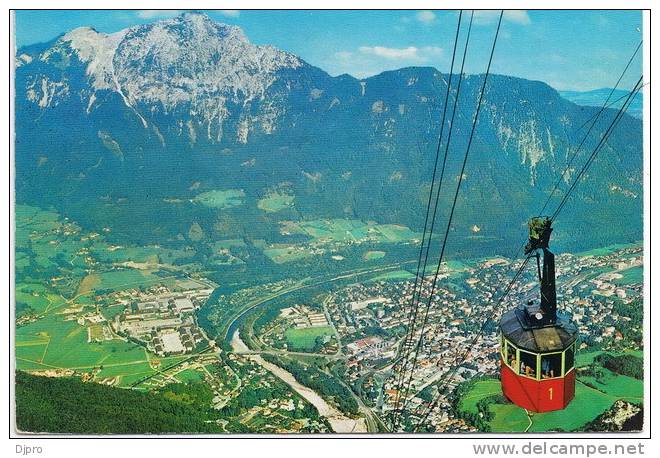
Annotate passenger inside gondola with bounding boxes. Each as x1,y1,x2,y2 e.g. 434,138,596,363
507,351,517,369
541,353,562,379
506,342,518,369
520,361,535,377
541,358,554,378
519,351,537,377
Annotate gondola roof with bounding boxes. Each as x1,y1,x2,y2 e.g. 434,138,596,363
500,306,578,353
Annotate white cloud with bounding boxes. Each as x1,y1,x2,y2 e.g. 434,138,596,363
505,10,531,25
474,10,531,26
416,11,436,24
136,10,182,19
359,46,418,60
219,10,240,18
400,10,436,25
358,46,442,62
328,45,444,78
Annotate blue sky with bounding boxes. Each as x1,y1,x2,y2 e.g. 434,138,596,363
14,10,642,91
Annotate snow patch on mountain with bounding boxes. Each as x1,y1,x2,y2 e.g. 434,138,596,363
63,27,127,91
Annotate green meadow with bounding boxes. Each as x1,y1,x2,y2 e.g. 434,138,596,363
258,192,295,212
175,368,206,383
192,189,245,209
212,239,246,250
363,250,386,261
263,245,315,264
616,266,643,285
284,326,334,351
281,219,419,244
369,270,415,282
527,378,640,432
576,349,642,367
458,378,502,412
16,313,147,369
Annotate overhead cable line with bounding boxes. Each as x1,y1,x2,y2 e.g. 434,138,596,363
575,82,646,133
484,41,645,329
392,11,475,429
395,10,503,429
551,76,643,221
538,40,642,216
573,41,642,134
390,11,465,427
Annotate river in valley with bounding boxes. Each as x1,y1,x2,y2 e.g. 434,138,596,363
230,329,367,433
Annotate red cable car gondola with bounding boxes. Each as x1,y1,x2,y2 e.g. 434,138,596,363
499,218,579,413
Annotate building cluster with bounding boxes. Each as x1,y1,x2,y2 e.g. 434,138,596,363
559,247,643,346
112,288,213,356
346,336,396,360
280,305,329,328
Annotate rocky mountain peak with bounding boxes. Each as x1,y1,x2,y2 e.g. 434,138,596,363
25,12,304,114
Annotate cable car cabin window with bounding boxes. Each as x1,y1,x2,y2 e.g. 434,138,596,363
540,353,562,379
519,350,538,379
564,344,576,374
505,341,518,372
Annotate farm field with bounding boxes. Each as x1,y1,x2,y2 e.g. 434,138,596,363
16,313,148,370
83,270,154,292
576,242,641,257
212,239,246,250
105,355,193,387
575,350,642,367
94,361,157,385
15,285,60,315
175,367,206,383
615,266,643,285
87,243,194,266
284,326,334,351
79,269,206,296
15,205,212,388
